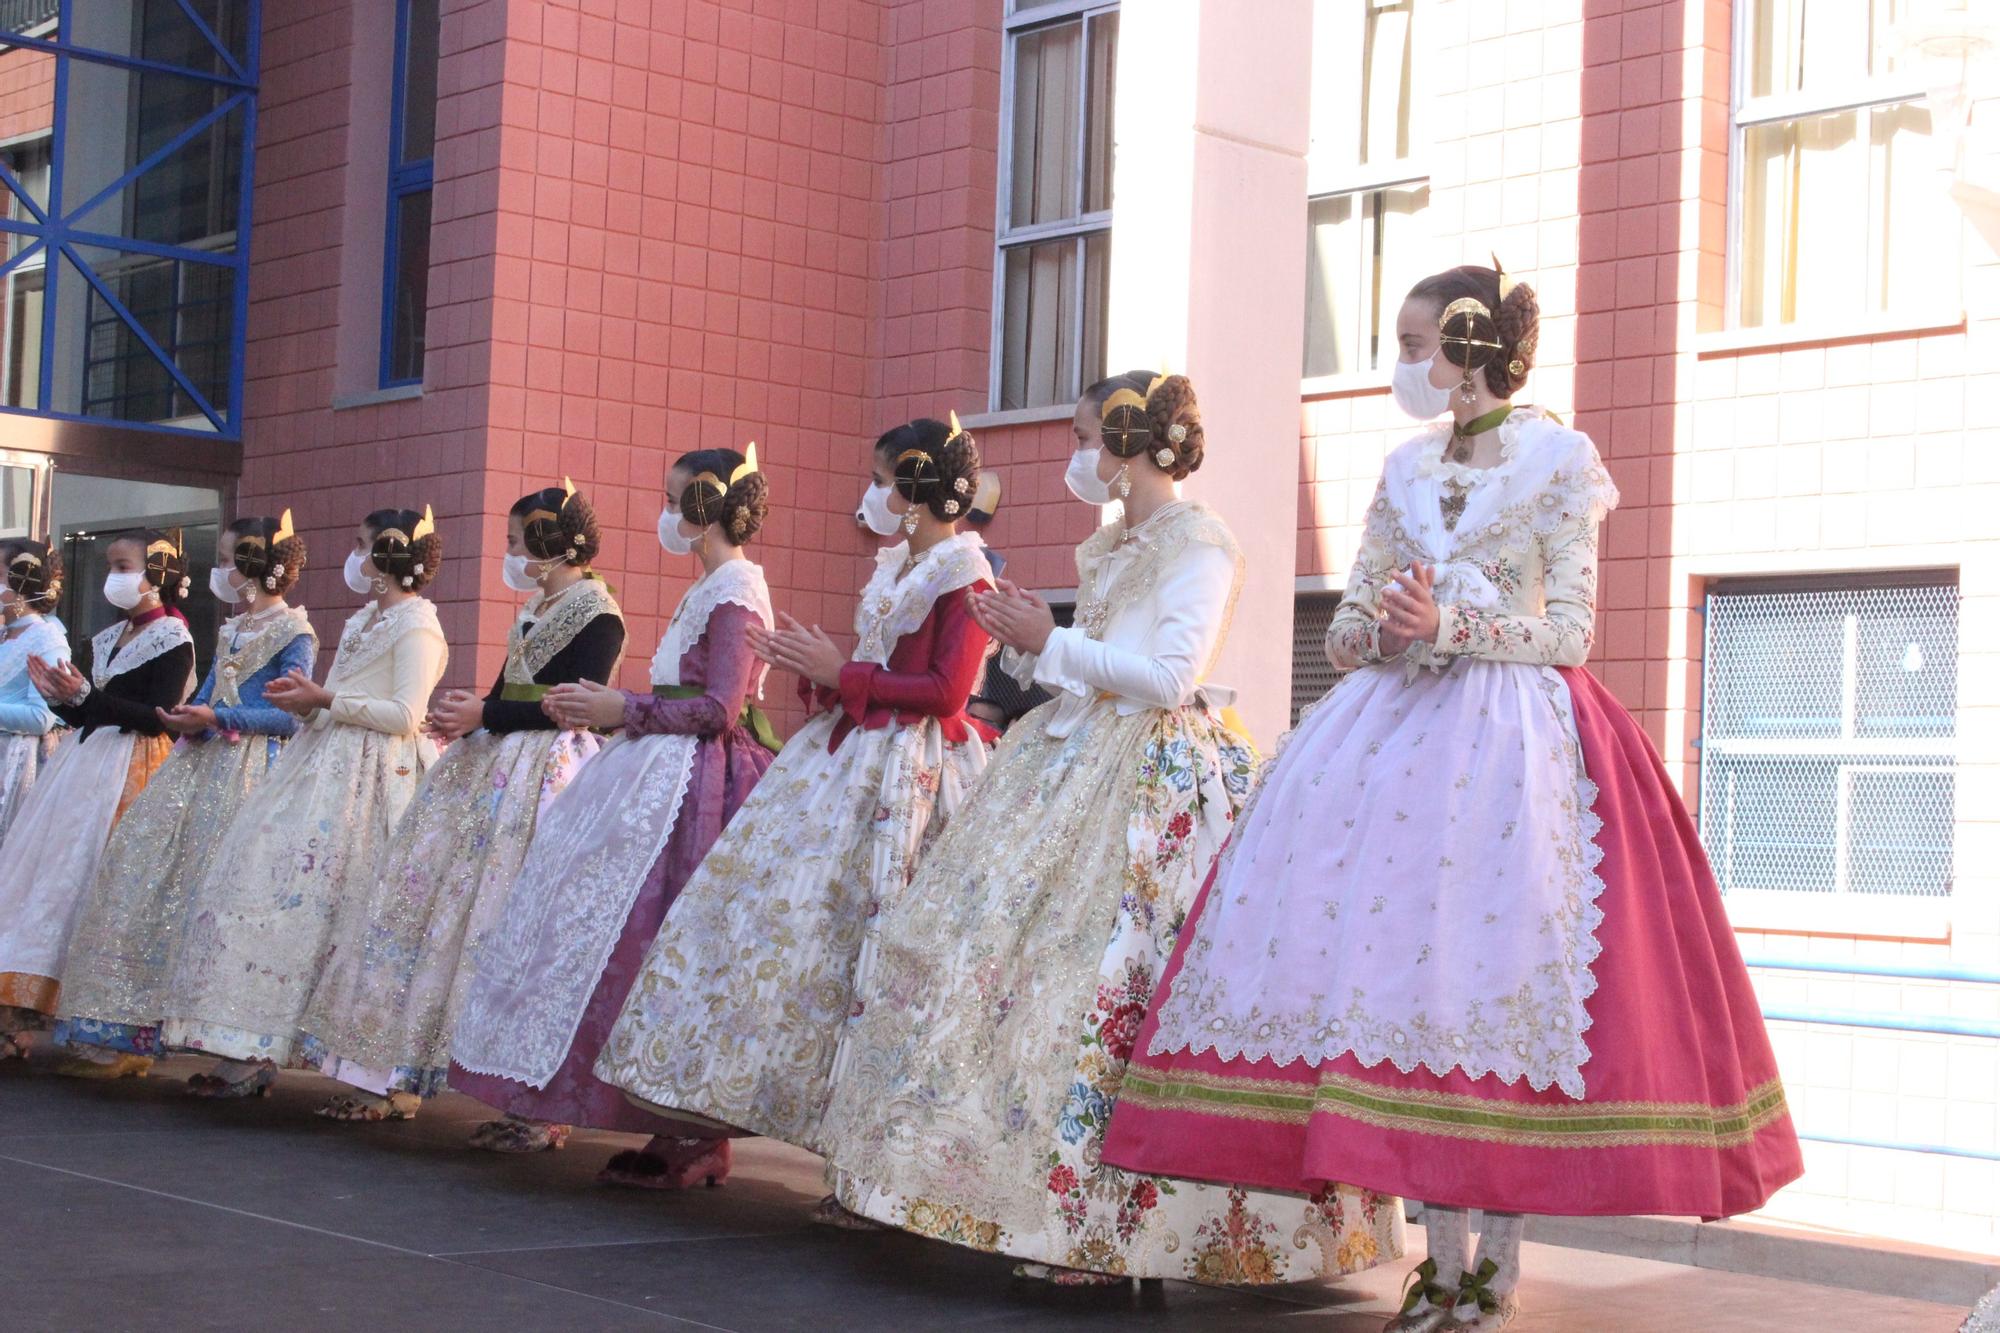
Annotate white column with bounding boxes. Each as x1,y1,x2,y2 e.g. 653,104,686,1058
1103,0,1314,749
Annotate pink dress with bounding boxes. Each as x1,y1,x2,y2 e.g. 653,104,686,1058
449,590,775,1132
1101,411,1802,1219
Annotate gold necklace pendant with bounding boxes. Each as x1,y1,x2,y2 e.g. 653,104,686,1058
1441,487,1469,531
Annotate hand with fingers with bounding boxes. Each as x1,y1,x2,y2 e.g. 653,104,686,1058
1378,564,1440,656
748,612,847,689
264,667,332,716
543,680,628,731
157,703,217,736
425,688,487,742
968,579,1054,655
28,653,85,705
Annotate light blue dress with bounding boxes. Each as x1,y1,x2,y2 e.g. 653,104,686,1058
0,612,69,844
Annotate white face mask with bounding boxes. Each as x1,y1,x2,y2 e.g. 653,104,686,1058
343,549,374,596
1391,353,1454,421
209,566,245,604
858,481,904,537
104,570,147,611
501,552,542,592
657,505,696,556
1064,448,1114,506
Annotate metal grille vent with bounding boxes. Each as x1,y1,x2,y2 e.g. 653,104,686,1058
1292,593,1343,724
1699,581,1958,899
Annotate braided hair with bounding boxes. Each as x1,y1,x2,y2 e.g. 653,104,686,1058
0,538,60,613
874,417,980,522
1098,374,1206,481
231,515,307,598
510,485,602,568
674,448,769,546
1407,264,1541,399
363,507,443,593
123,528,191,607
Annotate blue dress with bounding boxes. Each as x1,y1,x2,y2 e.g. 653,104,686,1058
0,613,69,843
54,607,318,1054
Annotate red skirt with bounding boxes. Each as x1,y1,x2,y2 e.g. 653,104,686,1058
1099,667,1801,1219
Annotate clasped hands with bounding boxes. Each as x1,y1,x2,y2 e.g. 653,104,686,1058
1378,564,1442,657
25,653,85,707
748,612,847,690
968,580,1054,655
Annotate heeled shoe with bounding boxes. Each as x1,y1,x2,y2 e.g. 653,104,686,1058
52,1053,153,1080
186,1063,275,1099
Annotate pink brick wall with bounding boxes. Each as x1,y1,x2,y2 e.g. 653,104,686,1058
0,43,52,145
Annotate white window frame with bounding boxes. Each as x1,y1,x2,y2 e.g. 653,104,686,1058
1699,575,1958,938
1302,0,1428,393
1724,0,1944,333
0,132,50,414
989,0,1116,415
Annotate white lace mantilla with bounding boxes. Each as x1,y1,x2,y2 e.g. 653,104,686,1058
650,558,773,693
0,615,66,690
507,577,620,684
331,598,442,684
852,531,989,666
91,614,193,688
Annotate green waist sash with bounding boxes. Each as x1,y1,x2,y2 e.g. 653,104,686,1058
497,683,550,702
653,683,781,754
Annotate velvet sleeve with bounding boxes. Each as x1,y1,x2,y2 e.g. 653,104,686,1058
623,602,758,738
482,612,627,734
835,585,990,722
210,632,313,737
55,642,192,734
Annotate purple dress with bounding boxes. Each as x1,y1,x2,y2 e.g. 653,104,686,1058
449,602,774,1131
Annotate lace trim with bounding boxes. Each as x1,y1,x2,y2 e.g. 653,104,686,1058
331,598,443,684
1151,667,1610,1098
0,615,65,689
211,607,317,708
651,558,774,692
852,531,989,666
90,615,193,688
507,578,621,683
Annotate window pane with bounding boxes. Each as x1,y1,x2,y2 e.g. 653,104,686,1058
1701,754,1840,893
63,58,244,249
1703,590,1846,739
1009,20,1082,228
1738,102,1947,328
5,264,42,407
999,236,1078,410
1747,0,1903,100
1309,0,1415,189
69,244,232,427
1303,194,1358,378
1303,184,1427,378
1083,11,1117,214
388,188,432,384
1853,584,1959,739
400,0,440,165
1081,227,1109,392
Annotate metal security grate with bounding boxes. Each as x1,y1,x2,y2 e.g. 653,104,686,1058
1699,580,1958,898
1292,593,1343,724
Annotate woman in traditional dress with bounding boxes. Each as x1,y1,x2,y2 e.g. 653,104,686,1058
299,483,624,1121
1100,267,1802,1331
0,531,195,1059
591,418,995,1187
0,540,69,842
159,506,448,1099
812,375,1400,1287
51,515,315,1077
451,447,779,1179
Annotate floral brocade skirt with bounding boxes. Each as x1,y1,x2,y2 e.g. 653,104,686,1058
55,731,289,1055
818,699,1402,1283
299,726,600,1095
0,728,60,846
593,711,987,1146
0,727,171,1020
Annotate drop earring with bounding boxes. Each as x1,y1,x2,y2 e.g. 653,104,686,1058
1457,370,1479,407
1115,464,1132,500
901,506,920,537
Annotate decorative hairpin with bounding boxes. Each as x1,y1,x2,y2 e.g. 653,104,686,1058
945,411,964,444
730,442,759,485
274,509,294,545
1492,253,1516,302
412,505,435,542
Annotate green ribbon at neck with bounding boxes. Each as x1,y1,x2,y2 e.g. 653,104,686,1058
1452,403,1513,442
652,683,781,754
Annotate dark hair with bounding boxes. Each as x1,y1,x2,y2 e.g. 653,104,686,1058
229,515,307,598
509,485,602,567
363,507,443,593
1081,368,1155,414
673,448,768,546
1406,264,1541,398
113,528,190,607
1098,374,1205,481
874,418,980,523
0,538,60,612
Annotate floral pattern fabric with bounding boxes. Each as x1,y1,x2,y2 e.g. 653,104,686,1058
822,702,1400,1281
